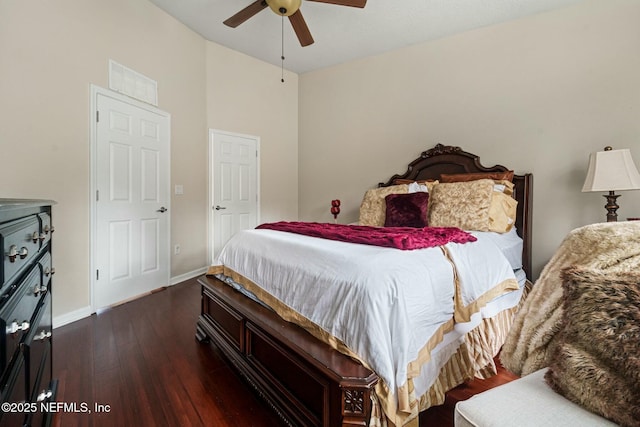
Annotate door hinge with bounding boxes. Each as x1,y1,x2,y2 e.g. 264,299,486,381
96,270,99,280
96,190,99,202
96,111,100,122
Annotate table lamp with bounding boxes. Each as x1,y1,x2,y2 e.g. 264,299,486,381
582,146,640,222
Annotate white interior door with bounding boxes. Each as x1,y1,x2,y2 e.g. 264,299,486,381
210,130,259,262
93,89,170,309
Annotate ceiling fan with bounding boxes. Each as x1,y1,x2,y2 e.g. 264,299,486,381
223,0,367,47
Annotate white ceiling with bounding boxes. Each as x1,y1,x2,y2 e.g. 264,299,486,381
148,0,588,74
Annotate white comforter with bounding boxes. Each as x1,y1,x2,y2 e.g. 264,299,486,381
216,228,519,414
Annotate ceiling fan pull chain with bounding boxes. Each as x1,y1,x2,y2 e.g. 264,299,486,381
281,15,285,83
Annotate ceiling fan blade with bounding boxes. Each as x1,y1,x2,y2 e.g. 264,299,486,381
223,0,268,28
288,10,314,47
306,0,367,8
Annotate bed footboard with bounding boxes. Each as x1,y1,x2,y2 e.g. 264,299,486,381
196,275,378,427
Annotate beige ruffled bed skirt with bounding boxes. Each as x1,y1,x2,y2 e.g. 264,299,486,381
369,288,529,427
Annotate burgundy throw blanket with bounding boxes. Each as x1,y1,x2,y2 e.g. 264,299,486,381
256,221,476,250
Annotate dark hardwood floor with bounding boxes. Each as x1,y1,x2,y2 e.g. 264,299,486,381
53,277,517,427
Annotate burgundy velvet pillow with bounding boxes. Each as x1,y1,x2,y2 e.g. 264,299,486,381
384,192,429,228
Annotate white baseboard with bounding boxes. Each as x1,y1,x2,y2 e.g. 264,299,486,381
170,266,208,285
53,306,93,329
53,266,208,329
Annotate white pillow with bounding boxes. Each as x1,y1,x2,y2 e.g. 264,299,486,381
408,182,429,193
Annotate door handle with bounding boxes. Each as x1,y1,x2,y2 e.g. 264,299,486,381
157,207,168,213
214,205,227,211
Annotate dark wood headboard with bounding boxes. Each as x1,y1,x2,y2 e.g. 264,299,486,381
379,144,533,280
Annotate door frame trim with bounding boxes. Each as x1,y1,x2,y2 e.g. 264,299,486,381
208,129,261,265
89,84,171,312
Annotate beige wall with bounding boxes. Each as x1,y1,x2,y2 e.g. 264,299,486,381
0,0,298,322
298,0,640,279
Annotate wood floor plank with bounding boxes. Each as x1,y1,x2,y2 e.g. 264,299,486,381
92,365,129,427
53,277,516,427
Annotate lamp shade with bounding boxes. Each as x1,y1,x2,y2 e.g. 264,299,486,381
582,148,640,192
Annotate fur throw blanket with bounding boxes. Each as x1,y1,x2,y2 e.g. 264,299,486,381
500,221,640,376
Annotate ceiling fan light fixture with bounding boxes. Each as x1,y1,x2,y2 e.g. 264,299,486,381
266,0,301,16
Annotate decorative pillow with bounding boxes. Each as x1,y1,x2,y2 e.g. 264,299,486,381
488,181,517,233
440,170,514,183
431,177,517,233
384,192,429,228
427,179,494,231
358,184,409,226
544,267,640,427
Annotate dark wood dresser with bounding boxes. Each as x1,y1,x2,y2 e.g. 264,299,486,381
0,200,57,427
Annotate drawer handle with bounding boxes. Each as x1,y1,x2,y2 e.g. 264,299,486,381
37,390,53,402
7,246,28,263
7,245,18,262
6,321,30,334
32,231,39,243
34,285,48,296
44,225,55,235
34,330,52,341
39,232,47,242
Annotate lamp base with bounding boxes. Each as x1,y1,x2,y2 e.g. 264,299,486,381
603,191,620,222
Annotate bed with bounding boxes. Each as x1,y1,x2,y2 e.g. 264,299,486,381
196,143,533,427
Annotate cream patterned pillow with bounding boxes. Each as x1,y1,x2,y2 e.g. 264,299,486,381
428,179,494,231
359,184,409,226
488,181,517,233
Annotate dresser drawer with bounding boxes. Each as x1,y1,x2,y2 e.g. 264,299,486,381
1,216,40,291
0,268,43,373
25,294,51,404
